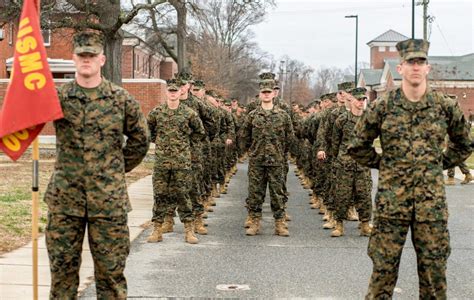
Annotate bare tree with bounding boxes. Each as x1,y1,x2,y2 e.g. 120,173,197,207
312,67,345,98
0,0,168,84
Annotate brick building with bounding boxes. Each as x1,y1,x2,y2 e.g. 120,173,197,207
358,30,474,116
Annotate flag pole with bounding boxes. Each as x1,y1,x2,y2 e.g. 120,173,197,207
32,137,39,300
32,1,40,299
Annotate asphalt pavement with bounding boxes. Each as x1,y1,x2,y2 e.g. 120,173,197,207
81,162,474,299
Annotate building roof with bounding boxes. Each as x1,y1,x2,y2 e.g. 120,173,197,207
429,53,474,81
360,69,383,86
367,30,409,45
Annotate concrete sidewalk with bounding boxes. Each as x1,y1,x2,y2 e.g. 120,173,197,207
0,175,153,300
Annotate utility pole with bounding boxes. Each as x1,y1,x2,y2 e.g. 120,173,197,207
423,0,429,41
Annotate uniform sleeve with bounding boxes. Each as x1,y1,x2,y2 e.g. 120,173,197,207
226,112,236,141
189,112,206,144
198,100,218,138
347,100,382,169
443,100,473,169
146,109,157,144
285,113,298,156
238,113,252,153
123,96,150,172
316,111,329,152
331,115,344,158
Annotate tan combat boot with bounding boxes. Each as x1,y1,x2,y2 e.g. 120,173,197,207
244,215,252,228
209,197,217,206
319,204,326,215
147,222,163,243
212,183,220,198
310,195,321,209
323,212,335,229
162,214,174,233
323,210,331,221
274,219,290,236
245,218,261,236
219,183,227,194
331,221,344,237
347,206,359,221
461,173,472,184
285,212,292,222
360,221,372,236
444,177,456,185
184,221,199,244
194,214,208,235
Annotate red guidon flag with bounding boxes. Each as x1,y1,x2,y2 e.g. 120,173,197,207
0,0,63,161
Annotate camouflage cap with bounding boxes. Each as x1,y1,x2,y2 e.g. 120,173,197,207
273,79,280,90
73,31,104,55
259,79,275,92
193,79,205,88
259,72,276,81
224,99,231,106
337,81,355,92
205,89,218,98
328,92,338,102
166,78,182,91
320,93,330,101
396,39,430,61
350,87,368,99
175,71,194,84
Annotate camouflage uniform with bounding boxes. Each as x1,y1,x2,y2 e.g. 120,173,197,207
45,78,149,299
147,103,205,223
240,105,294,220
349,87,472,299
332,110,372,222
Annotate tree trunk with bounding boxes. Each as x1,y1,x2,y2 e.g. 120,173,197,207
102,31,123,85
175,1,187,72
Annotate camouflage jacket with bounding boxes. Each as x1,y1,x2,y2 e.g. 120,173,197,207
240,105,294,166
219,108,236,142
348,88,472,221
44,79,150,217
316,105,345,155
333,111,369,173
147,103,205,169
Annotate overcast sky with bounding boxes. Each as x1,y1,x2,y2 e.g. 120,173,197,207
252,0,473,71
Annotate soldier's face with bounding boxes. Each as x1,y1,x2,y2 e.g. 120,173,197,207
397,58,431,87
259,90,275,102
273,88,280,97
337,91,348,104
73,52,105,78
352,97,366,110
167,89,181,101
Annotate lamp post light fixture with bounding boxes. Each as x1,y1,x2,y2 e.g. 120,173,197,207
345,14,358,87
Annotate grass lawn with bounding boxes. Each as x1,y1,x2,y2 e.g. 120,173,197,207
0,155,152,255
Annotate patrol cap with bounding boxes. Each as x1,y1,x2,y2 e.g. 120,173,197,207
337,81,355,92
259,80,275,92
350,87,368,99
396,39,430,61
73,31,104,55
259,72,276,81
193,80,205,89
328,92,338,102
205,89,218,98
320,94,330,101
166,78,182,91
175,71,194,84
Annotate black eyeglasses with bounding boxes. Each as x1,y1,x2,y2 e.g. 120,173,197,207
405,58,427,66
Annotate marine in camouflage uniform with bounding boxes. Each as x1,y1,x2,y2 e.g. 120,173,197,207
239,77,295,237
44,32,149,299
348,39,472,299
331,87,372,237
147,79,206,243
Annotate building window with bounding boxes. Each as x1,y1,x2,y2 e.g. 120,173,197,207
389,46,396,52
42,29,51,46
379,46,386,52
9,23,13,45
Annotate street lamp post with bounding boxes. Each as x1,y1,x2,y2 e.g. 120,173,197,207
345,15,358,86
279,60,286,100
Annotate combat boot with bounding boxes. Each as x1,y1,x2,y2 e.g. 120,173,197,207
331,221,344,237
319,203,326,215
184,221,199,244
323,210,331,221
147,222,163,243
274,219,290,236
209,197,217,206
323,212,335,229
359,221,372,236
194,214,208,235
162,214,174,233
444,177,456,185
212,183,220,198
219,183,227,194
461,173,472,184
285,212,292,222
244,215,252,228
245,218,261,236
347,206,359,221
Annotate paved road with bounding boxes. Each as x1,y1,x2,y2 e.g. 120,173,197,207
81,162,474,299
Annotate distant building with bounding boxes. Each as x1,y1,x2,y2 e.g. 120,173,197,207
359,29,474,115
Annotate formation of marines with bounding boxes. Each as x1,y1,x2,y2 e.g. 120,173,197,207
43,30,472,299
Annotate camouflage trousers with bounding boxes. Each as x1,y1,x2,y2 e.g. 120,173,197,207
46,212,129,300
333,163,372,222
366,218,450,300
190,161,205,215
247,164,286,219
152,167,193,223
313,158,332,205
447,161,470,177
